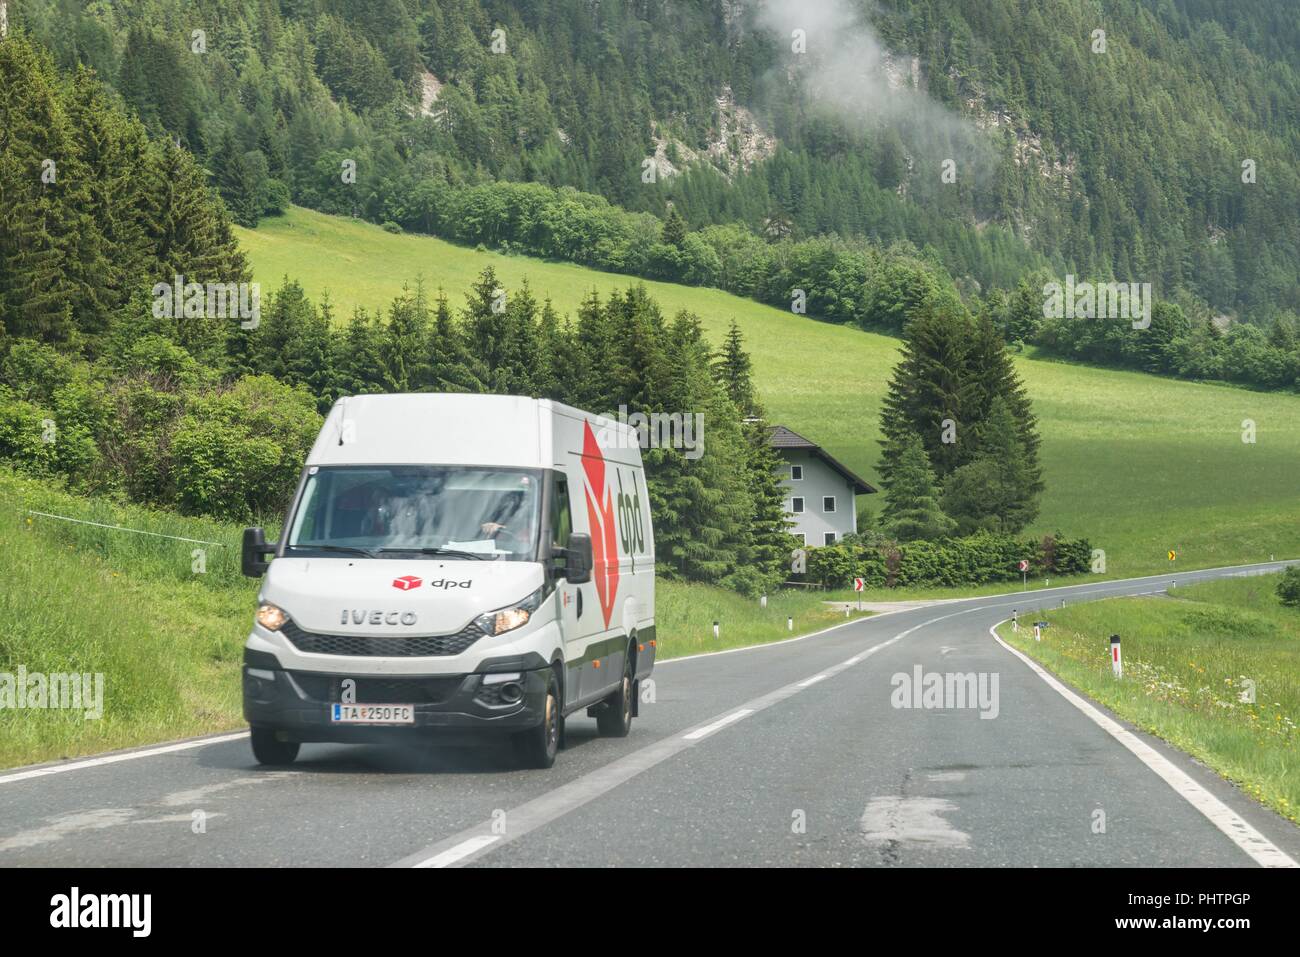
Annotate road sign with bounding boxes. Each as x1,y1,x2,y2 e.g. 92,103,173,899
1168,550,1176,561
1017,560,1029,572
853,578,864,592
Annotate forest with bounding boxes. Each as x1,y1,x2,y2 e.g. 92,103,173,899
12,0,1298,324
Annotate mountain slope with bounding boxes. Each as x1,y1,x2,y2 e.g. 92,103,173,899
238,206,1300,577
16,0,1299,317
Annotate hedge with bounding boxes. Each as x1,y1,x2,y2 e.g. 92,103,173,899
804,531,1093,589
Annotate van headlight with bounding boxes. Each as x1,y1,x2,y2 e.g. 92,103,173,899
475,587,545,637
255,602,290,631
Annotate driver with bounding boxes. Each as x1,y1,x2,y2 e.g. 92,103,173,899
478,483,533,553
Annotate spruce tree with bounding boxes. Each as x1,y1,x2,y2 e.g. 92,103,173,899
941,396,1040,534
877,296,979,486
661,206,687,247
880,432,956,542
381,280,431,392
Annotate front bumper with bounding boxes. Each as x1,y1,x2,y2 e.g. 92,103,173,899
242,650,550,744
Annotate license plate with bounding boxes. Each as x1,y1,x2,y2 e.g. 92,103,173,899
331,703,415,725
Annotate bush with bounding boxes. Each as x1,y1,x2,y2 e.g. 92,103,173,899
803,532,1093,589
0,389,60,477
1278,568,1300,608
170,375,321,522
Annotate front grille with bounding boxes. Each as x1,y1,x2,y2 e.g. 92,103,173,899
289,672,466,705
280,620,485,657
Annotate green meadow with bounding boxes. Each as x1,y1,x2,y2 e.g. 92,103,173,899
239,207,1300,579
997,573,1300,823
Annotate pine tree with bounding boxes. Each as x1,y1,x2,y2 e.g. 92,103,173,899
877,296,979,486
0,35,78,343
879,432,955,542
427,288,485,393
214,131,263,228
381,280,431,392
713,320,757,415
709,319,788,587
330,307,386,396
661,206,687,247
964,311,1043,502
942,397,1040,534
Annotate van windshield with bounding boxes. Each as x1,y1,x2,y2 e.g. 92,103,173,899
285,466,542,562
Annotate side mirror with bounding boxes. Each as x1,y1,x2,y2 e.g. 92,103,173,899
242,527,278,578
564,532,593,585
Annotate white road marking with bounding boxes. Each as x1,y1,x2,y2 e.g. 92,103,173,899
797,674,829,688
860,796,970,848
682,709,754,740
0,732,250,786
989,621,1298,868
414,835,502,868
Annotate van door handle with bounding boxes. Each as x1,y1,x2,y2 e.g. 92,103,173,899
576,588,583,619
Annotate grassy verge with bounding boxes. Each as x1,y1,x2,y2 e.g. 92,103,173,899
656,583,869,660
996,574,1300,823
0,471,865,768
0,472,253,768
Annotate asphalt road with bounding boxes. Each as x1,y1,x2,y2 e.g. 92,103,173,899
3,561,1298,868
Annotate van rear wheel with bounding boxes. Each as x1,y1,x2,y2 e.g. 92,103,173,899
250,727,299,766
596,658,634,737
513,672,560,769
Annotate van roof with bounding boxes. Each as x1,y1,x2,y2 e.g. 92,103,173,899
306,393,637,469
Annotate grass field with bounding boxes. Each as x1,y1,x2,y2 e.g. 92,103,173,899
0,470,859,768
996,574,1300,823
238,207,1300,580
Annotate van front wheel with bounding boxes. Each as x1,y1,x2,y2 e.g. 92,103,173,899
513,672,560,769
596,658,634,737
250,727,299,766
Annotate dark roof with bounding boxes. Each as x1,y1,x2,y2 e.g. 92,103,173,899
768,426,877,494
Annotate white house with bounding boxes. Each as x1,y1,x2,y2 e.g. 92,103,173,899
769,425,876,546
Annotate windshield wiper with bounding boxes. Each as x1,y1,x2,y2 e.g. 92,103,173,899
286,544,376,558
373,546,495,561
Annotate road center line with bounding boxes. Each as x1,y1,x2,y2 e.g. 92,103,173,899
989,621,1298,869
682,709,754,740
414,834,502,868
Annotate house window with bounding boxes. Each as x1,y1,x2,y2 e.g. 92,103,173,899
790,464,803,481
791,497,805,514
824,532,837,546
823,496,836,513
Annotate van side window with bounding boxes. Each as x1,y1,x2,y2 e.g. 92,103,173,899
551,477,573,548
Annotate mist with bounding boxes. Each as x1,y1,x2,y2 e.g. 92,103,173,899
748,0,995,180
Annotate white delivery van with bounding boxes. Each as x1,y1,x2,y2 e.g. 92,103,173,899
240,394,655,768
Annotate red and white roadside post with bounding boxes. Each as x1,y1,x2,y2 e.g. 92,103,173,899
1018,559,1029,590
853,577,864,612
1110,634,1122,678
1012,609,1018,632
